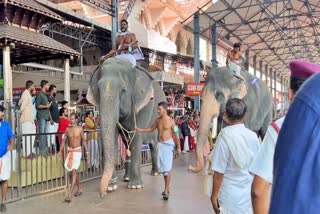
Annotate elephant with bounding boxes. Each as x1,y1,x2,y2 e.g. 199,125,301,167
87,58,166,196
189,66,272,173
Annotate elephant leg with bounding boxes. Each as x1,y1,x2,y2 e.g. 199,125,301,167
149,141,159,176
119,133,130,182
259,110,272,140
127,135,143,189
123,158,130,182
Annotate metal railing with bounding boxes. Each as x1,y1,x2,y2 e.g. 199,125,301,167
6,130,152,203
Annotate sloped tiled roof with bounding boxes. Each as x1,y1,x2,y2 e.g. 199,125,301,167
0,24,79,58
3,0,63,21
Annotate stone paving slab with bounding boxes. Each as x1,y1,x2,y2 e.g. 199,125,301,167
7,153,212,214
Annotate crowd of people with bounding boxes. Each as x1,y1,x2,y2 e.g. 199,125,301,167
16,79,101,159
165,88,185,109
174,111,200,153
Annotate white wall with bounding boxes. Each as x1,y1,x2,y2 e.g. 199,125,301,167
127,0,177,53
147,30,177,54
127,1,149,48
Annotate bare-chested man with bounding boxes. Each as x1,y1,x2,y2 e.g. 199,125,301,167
137,102,181,200
100,19,143,64
226,43,244,77
60,113,89,202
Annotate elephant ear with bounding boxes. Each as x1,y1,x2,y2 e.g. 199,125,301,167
134,67,155,113
230,75,248,99
86,66,100,106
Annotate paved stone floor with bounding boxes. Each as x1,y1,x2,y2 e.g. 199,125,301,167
7,153,212,214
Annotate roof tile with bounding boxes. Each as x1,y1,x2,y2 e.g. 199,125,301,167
0,24,79,56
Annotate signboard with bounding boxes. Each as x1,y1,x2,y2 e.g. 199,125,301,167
176,63,193,74
185,83,205,96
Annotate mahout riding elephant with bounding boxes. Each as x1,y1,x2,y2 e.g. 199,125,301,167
189,66,272,173
87,58,166,197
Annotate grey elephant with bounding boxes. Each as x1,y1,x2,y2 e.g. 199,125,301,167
189,67,272,173
87,58,166,196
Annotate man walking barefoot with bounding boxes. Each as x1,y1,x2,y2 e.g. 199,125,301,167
137,102,181,200
60,113,89,202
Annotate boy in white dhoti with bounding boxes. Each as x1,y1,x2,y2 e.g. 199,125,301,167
210,99,260,214
0,105,14,212
60,113,89,202
137,102,181,200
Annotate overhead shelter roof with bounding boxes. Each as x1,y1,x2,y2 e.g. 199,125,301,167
182,0,320,79
35,0,112,32
0,24,79,63
3,0,63,21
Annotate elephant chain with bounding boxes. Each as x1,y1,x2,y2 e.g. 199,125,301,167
117,111,137,158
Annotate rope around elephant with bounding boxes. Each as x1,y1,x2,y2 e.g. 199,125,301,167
117,110,137,158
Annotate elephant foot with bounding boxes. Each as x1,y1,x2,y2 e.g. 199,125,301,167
188,163,203,173
123,176,130,182
107,183,118,192
107,176,118,192
100,192,107,198
151,171,160,176
127,180,144,190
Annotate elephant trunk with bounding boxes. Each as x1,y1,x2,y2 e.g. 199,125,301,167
99,96,119,197
189,90,219,173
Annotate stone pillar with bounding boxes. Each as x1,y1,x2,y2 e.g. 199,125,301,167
259,61,263,80
285,79,289,109
193,11,200,111
64,58,70,103
269,68,273,92
273,71,277,116
244,49,249,71
280,76,284,113
253,55,257,76
2,46,13,127
264,64,268,85
211,23,217,68
269,68,273,118
112,0,119,46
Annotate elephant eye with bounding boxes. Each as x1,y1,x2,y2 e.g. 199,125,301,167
215,91,225,103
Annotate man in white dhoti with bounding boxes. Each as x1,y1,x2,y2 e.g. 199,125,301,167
0,105,14,212
100,19,144,66
137,102,181,200
210,98,260,214
18,80,36,158
60,113,89,203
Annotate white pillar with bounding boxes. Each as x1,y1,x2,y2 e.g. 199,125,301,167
2,46,13,127
64,58,70,103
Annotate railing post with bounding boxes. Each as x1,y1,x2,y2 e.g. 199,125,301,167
16,134,22,198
